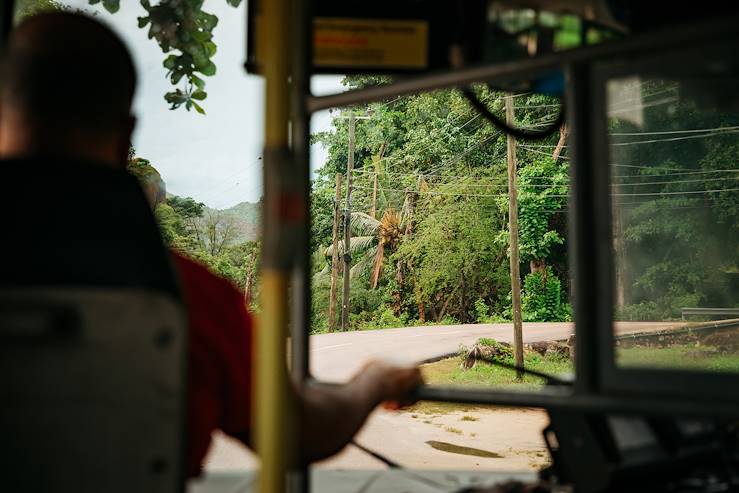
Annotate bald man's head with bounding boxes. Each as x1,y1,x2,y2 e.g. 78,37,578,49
0,12,136,164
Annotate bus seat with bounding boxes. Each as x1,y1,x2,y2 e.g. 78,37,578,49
0,160,187,493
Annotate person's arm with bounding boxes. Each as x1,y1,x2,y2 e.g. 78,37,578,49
296,361,422,464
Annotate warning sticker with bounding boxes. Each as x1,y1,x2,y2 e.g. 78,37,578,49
313,17,429,70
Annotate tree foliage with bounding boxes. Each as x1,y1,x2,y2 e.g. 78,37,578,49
127,151,260,308
311,78,571,329
88,0,243,113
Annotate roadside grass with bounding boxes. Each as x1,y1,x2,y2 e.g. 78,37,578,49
405,353,572,414
617,345,739,372
446,354,572,388
421,351,573,389
407,340,739,416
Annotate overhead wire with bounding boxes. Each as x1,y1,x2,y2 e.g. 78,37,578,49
353,184,739,199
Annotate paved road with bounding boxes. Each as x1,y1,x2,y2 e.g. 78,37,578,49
311,321,683,382
205,320,685,472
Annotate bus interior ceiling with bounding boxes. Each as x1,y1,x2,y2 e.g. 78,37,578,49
2,1,739,492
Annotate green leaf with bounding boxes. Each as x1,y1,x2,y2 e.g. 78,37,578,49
137,16,150,28
225,0,242,6
191,101,206,115
171,70,185,85
190,49,209,71
101,0,119,13
191,89,207,101
191,75,205,90
163,55,178,70
190,29,211,43
200,61,216,77
199,12,218,30
204,41,217,57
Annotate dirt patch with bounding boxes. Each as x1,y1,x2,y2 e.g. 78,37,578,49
426,441,503,458
703,330,739,352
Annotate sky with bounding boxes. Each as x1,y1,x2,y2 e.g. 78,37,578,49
61,0,343,209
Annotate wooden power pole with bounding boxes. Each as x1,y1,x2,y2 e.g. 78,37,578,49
341,113,356,331
328,173,343,332
505,94,524,379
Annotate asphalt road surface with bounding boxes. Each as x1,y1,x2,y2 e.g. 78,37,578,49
204,321,683,472
310,321,682,382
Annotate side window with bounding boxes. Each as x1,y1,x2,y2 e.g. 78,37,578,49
609,76,739,373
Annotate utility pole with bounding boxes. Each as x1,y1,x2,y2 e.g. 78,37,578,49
328,173,343,332
370,143,385,219
341,113,356,331
505,94,524,380
243,248,257,307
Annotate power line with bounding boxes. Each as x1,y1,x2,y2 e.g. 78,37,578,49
608,96,679,115
520,127,739,148
607,86,678,109
611,163,738,173
611,129,739,146
353,167,738,182
370,175,737,189
610,125,739,136
353,184,739,199
614,187,739,197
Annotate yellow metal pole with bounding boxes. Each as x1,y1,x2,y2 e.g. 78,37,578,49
256,0,293,490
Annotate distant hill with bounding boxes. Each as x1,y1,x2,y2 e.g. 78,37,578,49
210,201,261,243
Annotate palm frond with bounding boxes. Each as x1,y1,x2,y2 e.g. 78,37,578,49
350,247,378,278
324,235,376,258
314,262,331,279
350,212,380,236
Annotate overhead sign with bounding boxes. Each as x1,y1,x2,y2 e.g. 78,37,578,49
313,17,429,70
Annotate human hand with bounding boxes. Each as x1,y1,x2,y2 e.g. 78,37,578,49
458,481,550,493
358,360,423,410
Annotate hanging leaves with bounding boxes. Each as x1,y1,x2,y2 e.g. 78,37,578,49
89,0,243,114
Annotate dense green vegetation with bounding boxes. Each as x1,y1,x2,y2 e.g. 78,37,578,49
126,152,261,307
610,81,739,320
310,77,738,332
310,78,572,332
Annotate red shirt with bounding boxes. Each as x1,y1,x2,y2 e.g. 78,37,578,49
171,252,253,477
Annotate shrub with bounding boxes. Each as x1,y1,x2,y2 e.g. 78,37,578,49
473,298,490,322
521,267,570,322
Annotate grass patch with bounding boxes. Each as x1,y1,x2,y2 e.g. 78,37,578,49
617,345,739,372
461,415,479,422
444,426,463,434
422,353,573,389
404,352,571,414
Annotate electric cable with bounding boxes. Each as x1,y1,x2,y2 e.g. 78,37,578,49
461,88,565,141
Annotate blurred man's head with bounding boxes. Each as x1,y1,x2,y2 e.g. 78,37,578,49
0,12,136,167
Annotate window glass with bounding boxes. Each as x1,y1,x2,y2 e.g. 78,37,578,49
609,76,739,372
310,78,570,471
